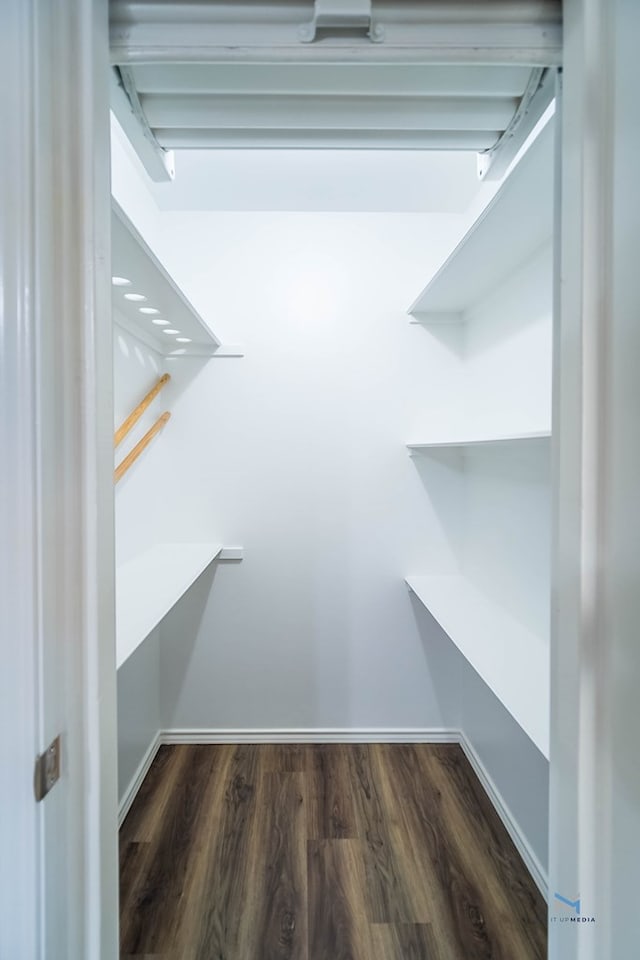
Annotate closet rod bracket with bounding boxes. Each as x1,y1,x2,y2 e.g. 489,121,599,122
299,0,384,43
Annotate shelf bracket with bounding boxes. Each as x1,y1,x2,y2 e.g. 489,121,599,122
298,0,384,43
218,547,244,561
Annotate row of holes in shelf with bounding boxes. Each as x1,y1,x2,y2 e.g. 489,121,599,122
112,275,192,344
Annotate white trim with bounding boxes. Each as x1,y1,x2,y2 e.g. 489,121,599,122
2,1,116,957
160,727,459,744
551,3,640,955
118,733,162,828
458,732,548,899
0,3,41,956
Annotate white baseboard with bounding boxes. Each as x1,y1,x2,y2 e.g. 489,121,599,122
118,731,162,828
160,726,459,744
458,731,548,899
118,725,547,898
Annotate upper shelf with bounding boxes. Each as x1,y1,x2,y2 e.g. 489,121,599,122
408,119,554,322
407,574,549,758
116,541,222,669
407,429,551,452
112,201,227,358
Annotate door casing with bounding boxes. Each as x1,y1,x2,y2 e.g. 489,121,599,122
2,1,639,957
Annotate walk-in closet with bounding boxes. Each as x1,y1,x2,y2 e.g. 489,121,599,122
109,4,556,950
8,1,640,958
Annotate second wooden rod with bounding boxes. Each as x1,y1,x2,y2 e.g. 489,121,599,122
114,373,171,448
114,412,171,484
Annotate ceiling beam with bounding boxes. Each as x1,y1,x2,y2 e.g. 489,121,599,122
151,129,498,150
141,94,518,133
128,63,533,98
110,1,562,67
110,68,175,182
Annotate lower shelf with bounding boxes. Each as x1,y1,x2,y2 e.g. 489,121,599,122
116,542,222,669
406,574,549,758
407,430,551,451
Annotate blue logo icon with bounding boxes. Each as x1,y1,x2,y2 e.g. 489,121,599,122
554,893,581,915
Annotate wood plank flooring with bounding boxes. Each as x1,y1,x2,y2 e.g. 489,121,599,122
120,743,547,959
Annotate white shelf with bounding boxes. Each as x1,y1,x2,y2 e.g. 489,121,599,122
116,542,222,668
406,574,549,757
407,430,551,452
408,119,554,322
112,201,223,358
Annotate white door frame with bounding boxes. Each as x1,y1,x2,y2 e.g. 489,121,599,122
550,0,640,956
0,0,117,957
2,0,638,957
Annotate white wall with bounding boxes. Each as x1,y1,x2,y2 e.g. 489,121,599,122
117,631,160,803
464,443,551,640
461,246,553,637
464,243,553,438
147,211,468,731
148,148,481,213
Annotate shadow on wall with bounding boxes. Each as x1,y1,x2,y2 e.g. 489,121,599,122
409,449,465,570
409,319,465,357
408,586,549,877
408,592,462,730
462,243,552,360
158,561,219,729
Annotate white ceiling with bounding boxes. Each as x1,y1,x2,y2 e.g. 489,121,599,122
110,2,560,180
146,147,482,213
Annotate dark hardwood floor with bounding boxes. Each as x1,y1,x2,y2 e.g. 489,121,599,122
119,743,547,959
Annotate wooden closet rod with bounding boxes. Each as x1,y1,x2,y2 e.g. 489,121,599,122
114,373,171,448
114,412,171,484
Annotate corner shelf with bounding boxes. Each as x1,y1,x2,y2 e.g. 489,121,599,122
407,430,551,452
112,201,242,358
408,119,554,323
116,542,222,668
406,574,549,758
